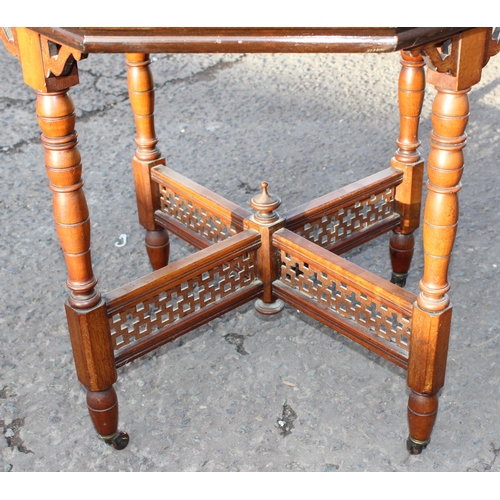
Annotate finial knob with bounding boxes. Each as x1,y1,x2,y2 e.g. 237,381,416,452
250,182,281,223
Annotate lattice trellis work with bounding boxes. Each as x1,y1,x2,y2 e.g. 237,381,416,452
108,250,257,351
158,184,240,244
279,243,412,354
292,187,397,249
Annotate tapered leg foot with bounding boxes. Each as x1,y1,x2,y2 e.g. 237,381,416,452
87,386,129,450
391,272,408,288
407,391,438,455
406,435,430,455
145,228,170,270
390,231,415,287
100,430,130,450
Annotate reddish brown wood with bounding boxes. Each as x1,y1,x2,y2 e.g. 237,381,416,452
407,392,439,454
115,284,262,367
15,28,82,92
36,87,127,447
246,183,285,314
405,84,469,452
487,28,500,59
418,87,469,312
389,231,415,283
274,282,409,369
284,168,403,254
3,27,498,454
106,230,260,306
406,303,452,453
104,229,262,365
0,27,19,57
65,301,116,392
36,90,99,310
404,30,492,453
29,27,467,54
273,229,415,368
152,165,251,249
390,50,425,287
273,229,415,320
126,52,169,269
423,28,491,91
87,387,129,449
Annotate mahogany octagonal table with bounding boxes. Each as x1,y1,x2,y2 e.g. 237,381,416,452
2,27,499,453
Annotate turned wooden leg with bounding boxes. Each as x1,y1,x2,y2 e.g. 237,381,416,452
37,89,128,449
390,51,425,287
406,84,469,453
126,53,170,270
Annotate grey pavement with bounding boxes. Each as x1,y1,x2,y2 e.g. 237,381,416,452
1,41,500,472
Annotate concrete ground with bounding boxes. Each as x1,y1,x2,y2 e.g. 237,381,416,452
1,38,500,473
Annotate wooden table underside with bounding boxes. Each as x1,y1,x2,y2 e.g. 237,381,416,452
2,27,499,453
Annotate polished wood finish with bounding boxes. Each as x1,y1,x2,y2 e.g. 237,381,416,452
35,84,125,445
418,86,469,312
152,166,251,249
246,183,285,314
36,90,99,310
105,229,262,366
86,387,129,449
389,51,425,286
126,52,170,269
30,27,468,54
404,29,490,453
284,168,403,254
3,27,498,454
13,28,83,92
273,229,415,368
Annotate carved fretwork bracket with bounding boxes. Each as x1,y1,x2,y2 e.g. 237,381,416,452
488,27,500,59
1,27,87,92
1,27,19,57
413,28,495,91
422,38,458,76
39,36,87,79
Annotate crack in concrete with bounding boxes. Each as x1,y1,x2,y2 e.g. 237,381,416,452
72,90,131,124
0,96,35,110
157,56,245,89
223,331,255,355
467,442,500,471
482,442,500,471
79,66,128,81
0,136,40,155
0,57,244,154
1,417,33,454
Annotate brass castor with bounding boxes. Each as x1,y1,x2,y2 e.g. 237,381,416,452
391,272,408,288
101,430,130,450
406,436,429,455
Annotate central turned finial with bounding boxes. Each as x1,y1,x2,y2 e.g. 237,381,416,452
250,182,281,224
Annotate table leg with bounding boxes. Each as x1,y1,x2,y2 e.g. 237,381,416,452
390,51,425,287
406,84,469,453
126,53,170,270
37,89,128,449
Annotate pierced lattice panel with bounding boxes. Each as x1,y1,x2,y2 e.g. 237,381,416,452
109,251,257,350
280,250,411,352
293,188,396,248
158,184,239,244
